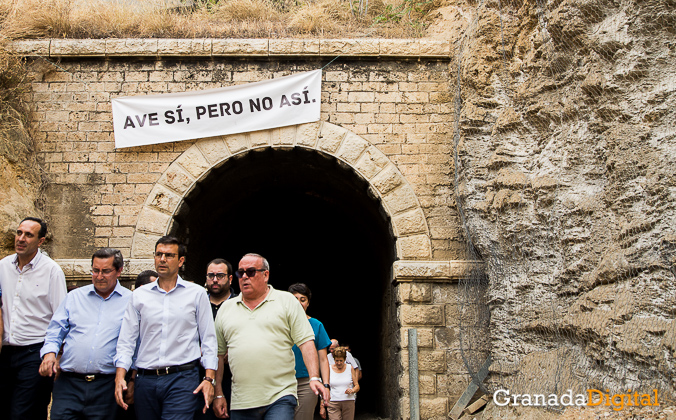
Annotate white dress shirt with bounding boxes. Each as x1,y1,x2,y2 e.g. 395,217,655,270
115,276,218,371
0,250,67,346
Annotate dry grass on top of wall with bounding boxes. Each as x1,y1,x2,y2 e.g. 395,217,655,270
0,0,446,40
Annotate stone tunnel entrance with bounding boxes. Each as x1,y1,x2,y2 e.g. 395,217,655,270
172,147,399,417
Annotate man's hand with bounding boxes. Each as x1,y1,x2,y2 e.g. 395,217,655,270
213,355,228,418
123,379,135,405
123,370,137,405
213,396,229,418
319,403,327,419
310,380,330,406
39,352,59,377
194,369,216,414
115,368,129,410
298,340,329,405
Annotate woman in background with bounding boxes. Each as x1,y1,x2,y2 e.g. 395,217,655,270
324,347,360,420
288,283,331,420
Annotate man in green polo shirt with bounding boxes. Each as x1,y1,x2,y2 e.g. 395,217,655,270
213,253,329,419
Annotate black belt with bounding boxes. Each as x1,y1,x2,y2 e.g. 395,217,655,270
2,342,45,355
61,371,115,382
137,360,199,376
5,342,44,350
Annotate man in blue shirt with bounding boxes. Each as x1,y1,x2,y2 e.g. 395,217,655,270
39,247,132,420
114,236,218,420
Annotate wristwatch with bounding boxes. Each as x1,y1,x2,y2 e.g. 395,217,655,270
310,377,322,382
203,376,216,386
323,383,330,389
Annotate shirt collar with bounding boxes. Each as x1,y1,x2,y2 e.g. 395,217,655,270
235,284,275,306
14,248,42,270
87,280,124,300
12,249,43,270
150,275,186,293
265,285,276,300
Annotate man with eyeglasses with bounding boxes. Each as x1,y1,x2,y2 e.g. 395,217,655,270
213,253,329,420
39,247,132,420
198,258,238,420
114,236,218,420
205,258,237,318
0,217,67,420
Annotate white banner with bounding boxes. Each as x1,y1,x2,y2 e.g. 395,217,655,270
112,70,322,149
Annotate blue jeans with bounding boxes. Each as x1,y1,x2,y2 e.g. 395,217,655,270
51,373,117,420
0,343,53,420
230,395,297,420
134,367,201,420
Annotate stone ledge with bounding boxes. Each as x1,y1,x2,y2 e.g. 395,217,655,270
56,258,155,279
9,38,450,58
393,260,484,282
56,258,480,283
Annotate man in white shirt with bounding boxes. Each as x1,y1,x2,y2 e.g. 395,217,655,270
114,236,218,420
0,217,67,420
0,285,3,354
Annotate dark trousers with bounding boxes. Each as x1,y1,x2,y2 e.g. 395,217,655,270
135,367,201,420
195,364,233,420
0,343,53,420
51,373,118,420
230,395,297,420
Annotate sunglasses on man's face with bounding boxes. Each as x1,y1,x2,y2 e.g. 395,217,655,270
206,273,229,280
235,268,266,278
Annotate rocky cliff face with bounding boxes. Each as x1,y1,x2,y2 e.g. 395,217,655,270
452,0,676,406
0,50,41,259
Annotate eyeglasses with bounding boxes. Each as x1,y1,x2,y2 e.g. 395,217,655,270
206,273,229,280
154,252,177,260
91,268,116,276
235,268,266,278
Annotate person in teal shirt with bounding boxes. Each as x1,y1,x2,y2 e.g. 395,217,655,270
288,283,332,420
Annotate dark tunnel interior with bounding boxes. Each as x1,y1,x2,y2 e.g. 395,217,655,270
172,147,399,416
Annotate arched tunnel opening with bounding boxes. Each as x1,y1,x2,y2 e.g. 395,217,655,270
172,146,400,417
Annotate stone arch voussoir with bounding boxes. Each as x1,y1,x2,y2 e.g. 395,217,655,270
131,122,432,260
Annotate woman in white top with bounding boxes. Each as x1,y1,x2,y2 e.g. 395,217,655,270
322,347,360,420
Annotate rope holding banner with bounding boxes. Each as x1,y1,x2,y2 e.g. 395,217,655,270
322,55,343,70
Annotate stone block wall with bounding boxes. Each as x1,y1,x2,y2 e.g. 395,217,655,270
16,39,466,264
11,39,477,419
395,277,469,419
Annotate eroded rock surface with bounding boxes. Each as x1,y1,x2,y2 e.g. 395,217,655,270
452,0,676,408
0,113,41,258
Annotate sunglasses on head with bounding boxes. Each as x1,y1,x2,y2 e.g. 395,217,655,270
235,268,266,278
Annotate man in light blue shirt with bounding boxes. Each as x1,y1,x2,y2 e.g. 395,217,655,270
114,236,218,420
39,247,132,420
